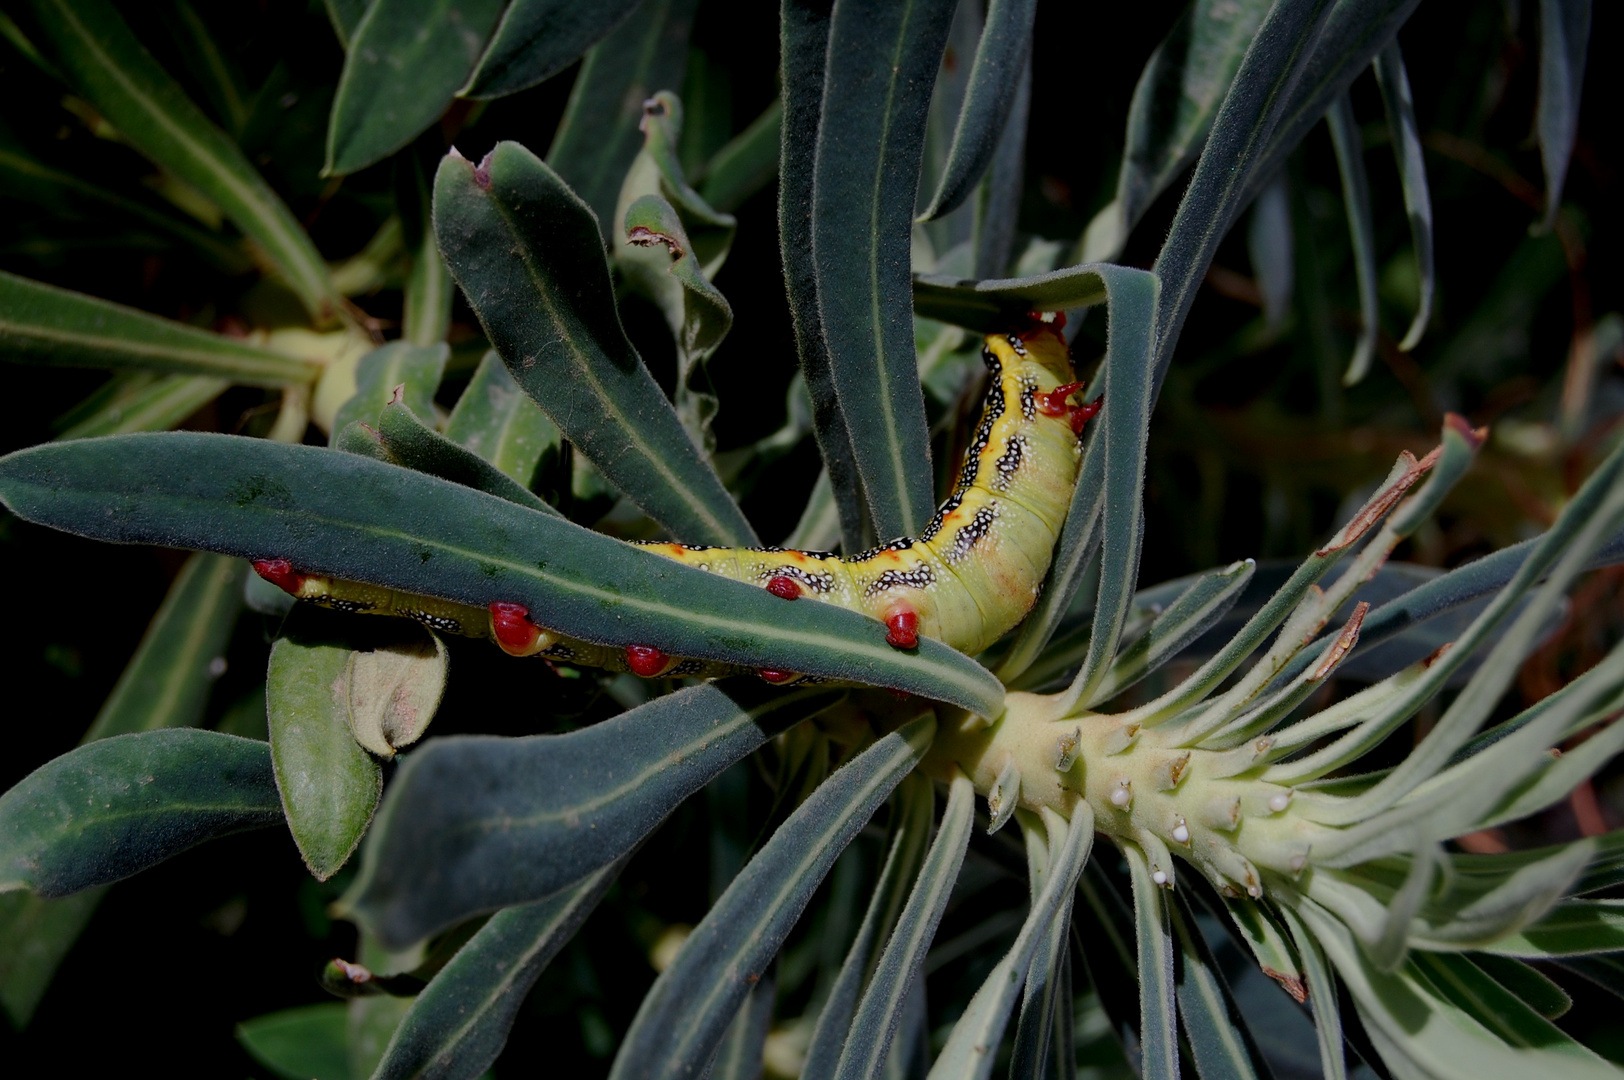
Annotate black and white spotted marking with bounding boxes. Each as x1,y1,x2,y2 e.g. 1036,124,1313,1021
403,609,462,634
991,436,1026,491
313,596,376,614
863,563,937,597
756,564,837,594
942,504,999,564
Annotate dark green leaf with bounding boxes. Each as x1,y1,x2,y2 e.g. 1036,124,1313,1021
325,0,506,175
26,0,341,322
970,53,1029,281
698,97,782,214
0,888,101,1028
545,0,696,238
1080,0,1273,262
374,860,622,1080
442,351,561,489
1374,44,1434,351
237,1002,351,1080
1127,846,1179,1080
0,270,318,386
433,142,755,546
1168,893,1273,1080
607,716,934,1080
1326,94,1378,385
811,0,957,538
910,263,1112,332
329,342,448,442
267,627,383,881
917,0,1037,222
780,0,865,552
346,680,843,946
1470,954,1571,1020
376,401,561,516
398,147,452,347
0,434,1005,711
56,373,229,439
322,0,369,48
465,0,644,99
0,730,280,897
1533,0,1591,234
710,969,777,1080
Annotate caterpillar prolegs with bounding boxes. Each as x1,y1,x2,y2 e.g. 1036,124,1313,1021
252,318,1098,682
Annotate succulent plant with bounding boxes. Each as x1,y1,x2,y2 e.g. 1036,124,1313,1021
0,1,1618,1078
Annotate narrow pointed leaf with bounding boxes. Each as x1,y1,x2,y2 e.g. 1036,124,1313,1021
0,434,1005,711
917,0,1038,222
1374,45,1434,351
1168,893,1272,1080
347,680,843,946
710,969,778,1080
322,0,368,47
1471,954,1572,1020
374,860,622,1080
26,0,341,321
325,0,505,175
1326,94,1378,386
910,263,1112,332
545,0,696,237
1125,845,1179,1080
928,805,1093,1080
376,401,561,516
434,142,755,546
803,773,936,1080
699,97,782,214
1534,0,1592,233
398,147,453,348
781,0,865,552
0,730,280,896
1079,0,1274,263
442,351,561,489
0,888,101,1027
832,774,974,1080
811,0,958,538
56,373,229,440
608,716,934,1080
1,270,317,386
1277,903,1347,1080
1247,174,1294,331
266,628,382,881
970,52,1029,281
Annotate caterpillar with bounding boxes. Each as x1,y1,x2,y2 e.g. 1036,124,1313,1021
252,316,1098,682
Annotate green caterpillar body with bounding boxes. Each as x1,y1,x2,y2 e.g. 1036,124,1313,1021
254,320,1095,680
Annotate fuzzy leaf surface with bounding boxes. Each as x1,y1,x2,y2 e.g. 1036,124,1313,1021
464,0,642,98
442,351,561,489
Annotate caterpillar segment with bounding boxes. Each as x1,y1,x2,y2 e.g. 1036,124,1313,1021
251,317,1097,682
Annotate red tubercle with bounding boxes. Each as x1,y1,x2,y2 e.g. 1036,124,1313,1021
1019,310,1067,341
1069,395,1103,435
885,607,920,650
766,576,802,600
252,559,305,596
758,668,799,685
489,602,543,656
625,645,671,678
1036,382,1084,417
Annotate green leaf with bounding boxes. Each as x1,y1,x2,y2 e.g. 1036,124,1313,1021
825,775,973,1080
930,805,1094,1080
0,888,101,1028
373,860,621,1080
545,0,696,238
1276,903,1346,1080
464,0,643,99
1126,844,1179,1080
995,266,1160,684
433,142,755,546
1247,174,1294,331
910,263,1111,332
1167,893,1270,1080
811,0,957,538
346,680,842,946
266,626,383,881
26,0,342,322
802,773,936,1079
55,373,230,439
1481,899,1624,958
325,0,506,176
917,0,1037,222
0,434,1005,711
1471,954,1572,1020
607,716,934,1080
780,0,865,552
1080,0,1273,263
1326,94,1378,385
442,350,561,489
620,191,733,455
1533,0,1591,234
322,0,370,48
83,552,246,742
969,54,1029,281
343,624,448,758
710,970,777,1080
329,341,448,442
698,97,782,214
398,147,452,348
1373,44,1434,351
0,730,280,896
1008,813,1076,1080
376,400,562,517
0,270,318,386
237,1002,351,1080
